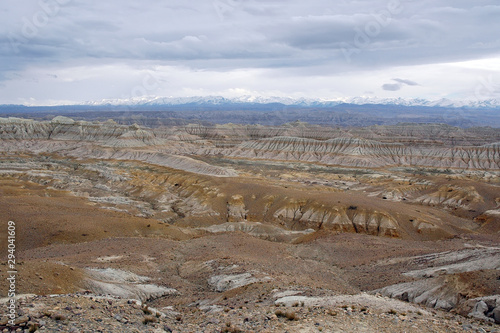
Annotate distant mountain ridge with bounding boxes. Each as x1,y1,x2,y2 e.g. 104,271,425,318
80,95,500,109
1,95,499,128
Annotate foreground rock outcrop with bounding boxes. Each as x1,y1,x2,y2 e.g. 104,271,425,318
376,247,500,323
0,292,495,333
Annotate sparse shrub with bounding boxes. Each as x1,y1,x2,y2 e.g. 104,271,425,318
53,313,65,321
228,328,243,333
142,305,153,315
285,311,298,321
28,324,40,333
276,309,298,321
221,324,243,333
142,316,157,325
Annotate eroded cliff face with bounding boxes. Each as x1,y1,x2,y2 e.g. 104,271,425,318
0,154,489,243
2,117,498,171
271,201,399,237
0,116,162,146
0,117,238,177
0,116,498,241
232,136,500,170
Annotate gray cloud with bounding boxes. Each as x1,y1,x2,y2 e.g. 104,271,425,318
382,83,403,91
393,78,418,86
382,78,419,91
0,0,499,104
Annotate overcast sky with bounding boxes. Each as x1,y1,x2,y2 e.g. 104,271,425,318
1,0,500,105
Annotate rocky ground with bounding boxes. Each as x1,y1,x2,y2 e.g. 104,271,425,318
1,293,498,333
0,117,499,331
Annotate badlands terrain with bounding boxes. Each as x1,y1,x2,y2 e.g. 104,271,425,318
0,116,499,332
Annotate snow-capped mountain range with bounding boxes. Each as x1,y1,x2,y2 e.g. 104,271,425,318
81,95,500,109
